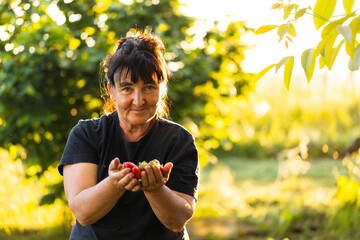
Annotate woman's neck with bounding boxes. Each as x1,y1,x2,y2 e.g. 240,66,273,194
119,118,155,142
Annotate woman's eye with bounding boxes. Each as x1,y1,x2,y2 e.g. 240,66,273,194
121,87,132,93
146,85,156,90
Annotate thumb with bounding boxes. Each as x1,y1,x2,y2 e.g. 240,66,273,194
109,157,121,171
162,162,173,179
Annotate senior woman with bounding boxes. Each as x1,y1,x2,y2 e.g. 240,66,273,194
58,30,199,240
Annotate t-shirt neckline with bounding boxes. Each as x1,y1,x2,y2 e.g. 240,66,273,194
112,111,159,144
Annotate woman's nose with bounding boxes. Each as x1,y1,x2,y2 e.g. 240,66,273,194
133,90,145,106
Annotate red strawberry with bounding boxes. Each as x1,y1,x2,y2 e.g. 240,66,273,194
123,162,136,170
138,161,148,171
132,166,141,179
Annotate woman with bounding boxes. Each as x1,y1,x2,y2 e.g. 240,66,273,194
58,30,199,240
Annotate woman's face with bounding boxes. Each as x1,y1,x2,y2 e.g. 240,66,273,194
109,69,160,128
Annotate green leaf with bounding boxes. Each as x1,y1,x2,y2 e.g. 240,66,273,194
315,40,326,57
348,44,360,71
347,16,360,59
319,56,326,69
323,46,335,70
337,25,352,43
276,56,292,73
277,24,289,37
253,64,277,82
313,0,337,30
301,48,314,71
322,14,353,39
346,41,355,59
295,8,307,21
39,193,56,205
283,4,297,20
284,56,294,90
320,15,352,68
329,39,345,69
255,25,278,35
16,115,30,128
288,23,297,37
343,0,355,14
301,48,316,82
349,16,360,34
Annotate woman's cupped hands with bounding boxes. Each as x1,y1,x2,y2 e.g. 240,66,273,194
108,158,173,193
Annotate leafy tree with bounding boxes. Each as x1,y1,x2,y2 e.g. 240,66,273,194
254,0,360,88
0,0,252,201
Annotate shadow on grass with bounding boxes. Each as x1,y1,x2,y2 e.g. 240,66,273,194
0,226,71,240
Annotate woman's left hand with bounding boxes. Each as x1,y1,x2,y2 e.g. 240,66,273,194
140,162,173,192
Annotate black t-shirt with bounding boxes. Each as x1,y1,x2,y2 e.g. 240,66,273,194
58,111,199,240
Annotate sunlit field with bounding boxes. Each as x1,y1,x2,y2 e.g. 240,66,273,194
0,148,347,240
2,0,360,239
0,148,73,239
188,72,360,239
228,72,360,160
2,73,360,239
189,158,343,239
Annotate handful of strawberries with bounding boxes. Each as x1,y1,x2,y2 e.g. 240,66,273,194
119,159,166,179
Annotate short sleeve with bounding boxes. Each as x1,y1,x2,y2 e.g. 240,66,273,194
58,121,99,175
165,130,200,201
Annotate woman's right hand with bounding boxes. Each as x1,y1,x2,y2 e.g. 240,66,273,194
108,158,141,192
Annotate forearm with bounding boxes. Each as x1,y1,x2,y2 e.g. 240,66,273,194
69,177,124,226
144,186,194,232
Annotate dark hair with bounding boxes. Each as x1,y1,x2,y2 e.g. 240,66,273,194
101,30,170,117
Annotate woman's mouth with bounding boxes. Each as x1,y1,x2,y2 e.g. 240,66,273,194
131,108,146,113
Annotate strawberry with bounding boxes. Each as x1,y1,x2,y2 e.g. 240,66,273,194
149,159,160,167
132,166,141,179
138,161,148,171
149,159,164,173
123,162,136,170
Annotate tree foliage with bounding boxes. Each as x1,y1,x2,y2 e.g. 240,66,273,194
254,0,360,88
0,0,252,178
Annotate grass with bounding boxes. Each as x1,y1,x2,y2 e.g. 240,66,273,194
190,157,348,239
0,148,72,239
231,72,360,160
0,227,70,240
0,146,355,240
215,157,344,186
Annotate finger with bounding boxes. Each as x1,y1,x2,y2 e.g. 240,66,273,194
109,158,120,171
130,184,141,192
162,162,173,179
152,165,163,181
119,167,131,177
140,170,148,188
125,177,140,191
120,172,134,187
110,168,130,187
145,166,156,185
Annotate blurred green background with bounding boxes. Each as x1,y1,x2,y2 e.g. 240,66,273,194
1,0,360,239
